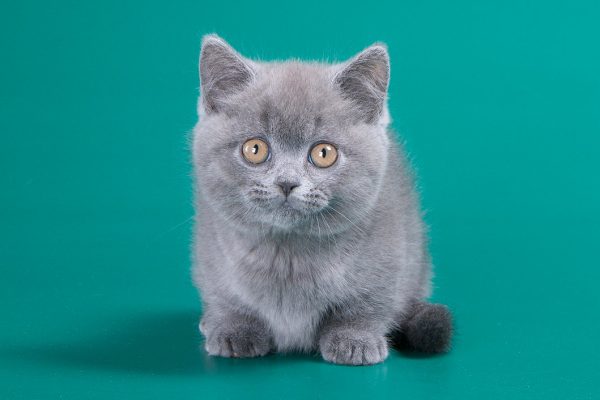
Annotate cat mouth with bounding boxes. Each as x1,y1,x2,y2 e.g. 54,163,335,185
252,196,319,228
278,201,303,214
268,201,308,226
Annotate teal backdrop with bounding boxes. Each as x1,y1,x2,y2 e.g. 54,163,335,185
1,1,599,399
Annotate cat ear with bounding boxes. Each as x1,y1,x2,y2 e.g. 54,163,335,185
334,43,390,123
199,34,255,114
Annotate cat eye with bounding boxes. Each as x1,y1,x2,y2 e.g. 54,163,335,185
242,138,270,164
309,142,338,168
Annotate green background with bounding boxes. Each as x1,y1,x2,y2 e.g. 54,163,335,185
1,1,599,398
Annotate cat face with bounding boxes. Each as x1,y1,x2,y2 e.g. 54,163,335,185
194,35,391,236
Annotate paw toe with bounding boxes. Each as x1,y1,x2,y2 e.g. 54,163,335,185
204,326,271,358
321,331,388,365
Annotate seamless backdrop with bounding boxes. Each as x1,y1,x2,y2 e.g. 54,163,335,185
1,1,599,399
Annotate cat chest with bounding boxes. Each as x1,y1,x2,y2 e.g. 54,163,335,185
232,244,343,306
237,268,328,350
230,244,345,349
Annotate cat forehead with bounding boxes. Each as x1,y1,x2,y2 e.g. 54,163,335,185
234,62,349,144
259,63,337,110
261,62,333,92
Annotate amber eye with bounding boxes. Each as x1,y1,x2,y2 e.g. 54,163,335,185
242,138,270,164
309,142,338,168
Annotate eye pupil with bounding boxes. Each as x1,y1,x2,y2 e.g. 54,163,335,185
242,138,269,164
310,142,338,168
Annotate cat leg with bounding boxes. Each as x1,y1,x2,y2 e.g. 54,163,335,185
393,301,453,353
201,309,273,358
318,317,390,366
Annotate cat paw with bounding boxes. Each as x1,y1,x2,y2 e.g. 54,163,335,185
319,329,389,365
204,323,272,358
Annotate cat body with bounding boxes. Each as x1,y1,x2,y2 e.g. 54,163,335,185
193,35,451,365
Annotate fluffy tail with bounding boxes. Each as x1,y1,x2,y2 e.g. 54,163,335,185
392,301,453,353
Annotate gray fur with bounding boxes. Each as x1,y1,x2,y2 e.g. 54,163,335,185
192,34,452,365
392,301,453,353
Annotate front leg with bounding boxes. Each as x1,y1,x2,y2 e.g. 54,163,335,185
318,316,390,366
201,310,273,358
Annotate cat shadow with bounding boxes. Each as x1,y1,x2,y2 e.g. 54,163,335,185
7,310,320,376
390,335,451,360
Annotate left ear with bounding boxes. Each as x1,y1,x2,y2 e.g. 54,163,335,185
199,34,255,115
333,43,390,123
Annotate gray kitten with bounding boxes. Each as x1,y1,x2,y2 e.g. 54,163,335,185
192,34,452,365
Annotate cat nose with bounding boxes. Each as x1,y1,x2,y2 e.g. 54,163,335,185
277,181,299,197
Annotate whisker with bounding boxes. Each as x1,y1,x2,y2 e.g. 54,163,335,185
152,215,194,240
328,206,366,236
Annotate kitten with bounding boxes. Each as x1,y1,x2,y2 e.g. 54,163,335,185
192,34,452,365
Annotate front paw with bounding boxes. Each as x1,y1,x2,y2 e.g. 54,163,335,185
204,323,272,358
319,329,389,365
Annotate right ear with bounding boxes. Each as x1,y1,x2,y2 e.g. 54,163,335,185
333,43,390,124
199,34,255,114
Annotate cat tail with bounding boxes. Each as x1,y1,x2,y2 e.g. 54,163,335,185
391,301,453,353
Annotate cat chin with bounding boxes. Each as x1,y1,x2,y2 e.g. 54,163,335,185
268,210,309,229
251,209,318,233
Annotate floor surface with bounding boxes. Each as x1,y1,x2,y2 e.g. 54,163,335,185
2,1,599,398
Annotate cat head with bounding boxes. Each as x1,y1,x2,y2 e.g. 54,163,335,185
194,34,391,236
